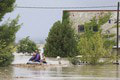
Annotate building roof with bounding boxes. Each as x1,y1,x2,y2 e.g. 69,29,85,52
63,10,120,12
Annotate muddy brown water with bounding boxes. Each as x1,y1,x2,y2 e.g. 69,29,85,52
0,54,120,80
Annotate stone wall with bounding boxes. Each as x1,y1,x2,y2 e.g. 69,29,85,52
64,10,120,35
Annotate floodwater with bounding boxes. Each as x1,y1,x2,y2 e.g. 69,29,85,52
0,54,120,80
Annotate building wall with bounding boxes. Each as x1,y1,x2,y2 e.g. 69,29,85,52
65,10,120,34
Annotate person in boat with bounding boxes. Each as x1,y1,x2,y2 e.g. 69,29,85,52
41,53,47,64
40,48,47,64
29,50,41,62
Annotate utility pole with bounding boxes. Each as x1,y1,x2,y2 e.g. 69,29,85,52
116,2,119,64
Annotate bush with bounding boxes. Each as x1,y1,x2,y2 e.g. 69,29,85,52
78,32,107,64
0,45,14,66
69,57,80,65
17,37,38,54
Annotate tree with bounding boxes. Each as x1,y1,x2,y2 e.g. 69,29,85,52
17,37,38,54
0,0,21,66
44,12,77,57
0,0,15,21
77,13,115,64
78,32,107,64
0,17,21,66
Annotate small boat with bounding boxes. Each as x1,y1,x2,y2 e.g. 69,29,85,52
27,61,42,64
27,61,47,64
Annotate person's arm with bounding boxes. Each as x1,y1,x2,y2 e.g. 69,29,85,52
29,56,35,61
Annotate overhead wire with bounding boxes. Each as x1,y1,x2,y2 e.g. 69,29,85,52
16,5,117,9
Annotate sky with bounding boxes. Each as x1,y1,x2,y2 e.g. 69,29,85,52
2,0,120,43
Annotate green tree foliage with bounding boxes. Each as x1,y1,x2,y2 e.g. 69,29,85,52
0,17,20,46
44,12,77,57
0,0,15,21
77,13,115,64
0,41,14,66
78,32,107,64
0,0,21,66
17,37,38,54
0,17,21,66
62,11,70,23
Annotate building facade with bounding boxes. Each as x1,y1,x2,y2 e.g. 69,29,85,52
63,10,119,34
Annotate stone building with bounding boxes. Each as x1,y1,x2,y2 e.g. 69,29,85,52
62,10,119,34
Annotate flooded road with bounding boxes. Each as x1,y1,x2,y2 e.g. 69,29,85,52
0,54,120,80
0,65,120,80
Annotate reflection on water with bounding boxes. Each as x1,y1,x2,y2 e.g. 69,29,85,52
0,65,120,80
0,66,13,80
0,54,120,80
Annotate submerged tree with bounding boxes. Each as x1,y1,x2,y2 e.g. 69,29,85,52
0,17,21,66
44,12,77,57
0,0,21,66
78,32,107,64
77,13,115,64
17,37,38,54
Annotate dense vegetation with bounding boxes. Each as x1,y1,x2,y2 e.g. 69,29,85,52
17,37,38,54
44,11,77,57
0,0,15,21
77,13,115,64
0,0,21,66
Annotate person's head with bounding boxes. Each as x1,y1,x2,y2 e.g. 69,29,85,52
33,52,36,56
35,50,39,53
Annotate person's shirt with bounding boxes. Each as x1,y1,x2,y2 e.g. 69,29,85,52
34,53,40,61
